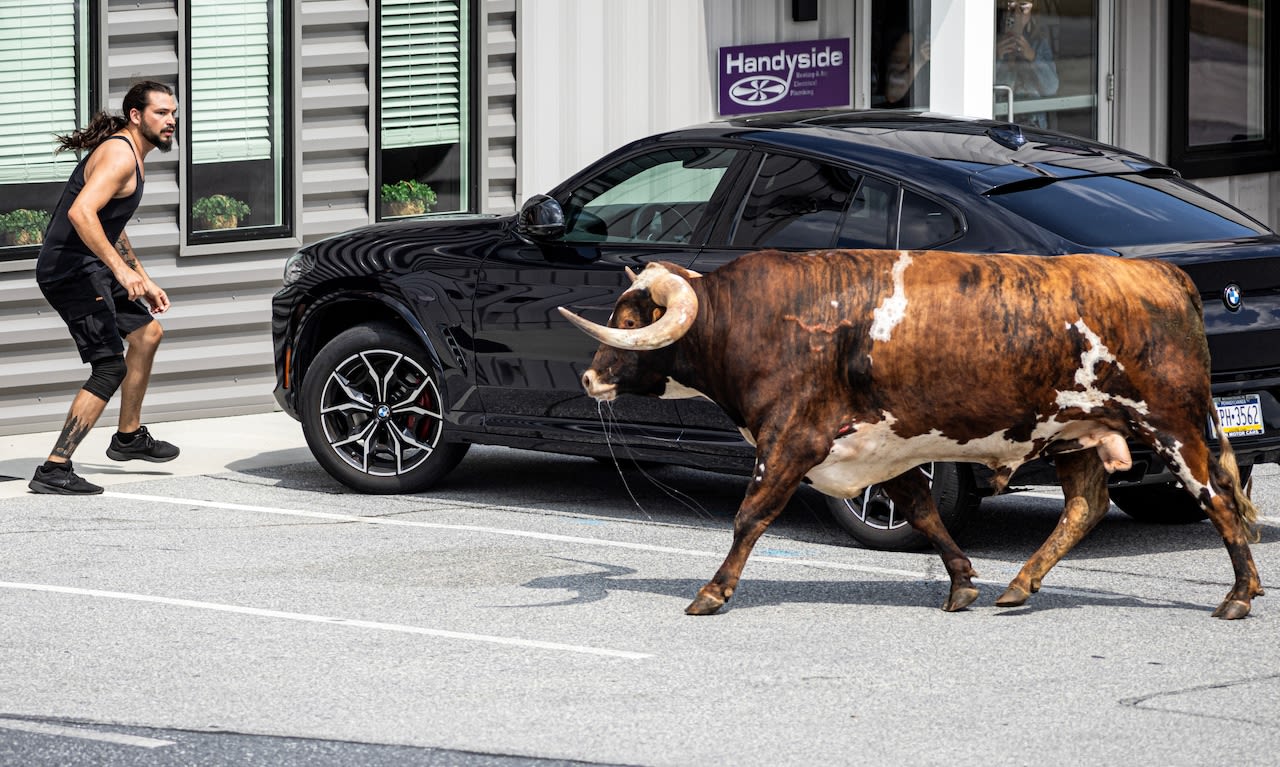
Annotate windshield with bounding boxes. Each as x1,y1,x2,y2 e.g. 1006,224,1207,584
986,174,1268,247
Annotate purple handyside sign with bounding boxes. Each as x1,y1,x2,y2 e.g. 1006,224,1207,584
718,38,850,116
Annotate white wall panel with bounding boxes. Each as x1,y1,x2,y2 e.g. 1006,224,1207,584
517,0,715,203
517,0,860,203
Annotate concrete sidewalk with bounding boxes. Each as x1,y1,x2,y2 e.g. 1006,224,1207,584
0,411,312,499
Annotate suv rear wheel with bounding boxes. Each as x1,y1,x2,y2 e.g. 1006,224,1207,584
1109,465,1253,524
825,462,981,551
301,324,469,493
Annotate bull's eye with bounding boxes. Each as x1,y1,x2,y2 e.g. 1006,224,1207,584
621,318,637,329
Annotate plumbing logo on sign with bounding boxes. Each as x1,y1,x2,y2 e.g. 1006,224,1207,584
719,38,850,115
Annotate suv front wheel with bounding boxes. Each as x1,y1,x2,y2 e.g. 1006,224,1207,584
301,324,469,494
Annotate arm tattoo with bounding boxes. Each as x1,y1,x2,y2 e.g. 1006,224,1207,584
51,414,93,460
116,237,137,269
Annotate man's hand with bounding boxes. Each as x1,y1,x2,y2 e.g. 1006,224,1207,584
112,263,147,301
141,278,170,314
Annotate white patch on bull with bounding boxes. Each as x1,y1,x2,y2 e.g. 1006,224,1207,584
1154,435,1214,501
831,300,840,309
660,378,711,400
805,412,1037,499
869,251,913,343
755,462,766,483
1055,319,1150,417
804,408,1171,499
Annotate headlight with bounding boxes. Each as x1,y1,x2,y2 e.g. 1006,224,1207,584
282,250,315,286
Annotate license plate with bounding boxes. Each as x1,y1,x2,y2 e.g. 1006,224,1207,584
1214,394,1265,437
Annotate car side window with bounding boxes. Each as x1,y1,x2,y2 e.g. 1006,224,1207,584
731,155,858,249
835,176,895,248
561,147,739,245
898,189,961,249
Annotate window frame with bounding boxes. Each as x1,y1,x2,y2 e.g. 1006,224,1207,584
1168,0,1280,179
181,0,295,251
372,0,479,218
0,0,98,264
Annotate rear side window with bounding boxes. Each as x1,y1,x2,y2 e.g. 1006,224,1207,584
898,189,961,249
732,155,858,249
987,174,1268,247
836,177,896,248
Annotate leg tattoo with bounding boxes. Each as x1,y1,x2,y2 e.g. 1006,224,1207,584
51,414,92,460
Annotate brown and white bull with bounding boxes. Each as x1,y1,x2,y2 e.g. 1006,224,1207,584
559,249,1263,619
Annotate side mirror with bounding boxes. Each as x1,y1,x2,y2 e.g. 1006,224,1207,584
517,194,566,239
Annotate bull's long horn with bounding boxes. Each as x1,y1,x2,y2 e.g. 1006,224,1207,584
557,270,699,351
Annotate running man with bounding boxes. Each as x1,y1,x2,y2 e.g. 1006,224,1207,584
30,81,180,495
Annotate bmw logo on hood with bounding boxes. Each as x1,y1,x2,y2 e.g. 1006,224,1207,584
1223,283,1243,312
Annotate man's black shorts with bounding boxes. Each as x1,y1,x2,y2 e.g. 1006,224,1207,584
39,267,155,363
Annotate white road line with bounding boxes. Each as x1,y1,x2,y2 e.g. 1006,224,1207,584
106,491,930,579
103,491,1143,600
0,581,650,660
0,717,174,748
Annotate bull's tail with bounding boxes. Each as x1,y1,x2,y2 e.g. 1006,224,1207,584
1211,409,1260,538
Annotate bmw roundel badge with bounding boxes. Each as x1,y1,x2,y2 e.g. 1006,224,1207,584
1222,283,1243,312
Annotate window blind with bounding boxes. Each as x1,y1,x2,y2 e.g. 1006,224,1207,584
190,0,273,163
0,0,85,183
381,0,466,148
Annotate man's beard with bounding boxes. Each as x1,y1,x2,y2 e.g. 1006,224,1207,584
142,124,173,152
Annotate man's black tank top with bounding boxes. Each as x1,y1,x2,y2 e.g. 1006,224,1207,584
36,135,144,284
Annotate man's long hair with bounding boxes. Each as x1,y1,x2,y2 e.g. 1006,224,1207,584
55,80,174,154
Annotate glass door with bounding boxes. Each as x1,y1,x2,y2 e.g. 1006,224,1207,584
993,0,1112,140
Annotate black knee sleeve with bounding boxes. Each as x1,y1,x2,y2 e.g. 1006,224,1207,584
84,356,127,401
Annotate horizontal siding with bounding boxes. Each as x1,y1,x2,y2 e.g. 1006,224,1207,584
300,0,372,241
0,0,376,437
485,0,517,212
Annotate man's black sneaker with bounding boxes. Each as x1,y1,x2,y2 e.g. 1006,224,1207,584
106,425,180,463
29,461,103,495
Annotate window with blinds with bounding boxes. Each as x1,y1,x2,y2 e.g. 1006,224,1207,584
378,0,470,216
185,0,288,242
0,0,89,184
381,0,467,149
189,0,274,163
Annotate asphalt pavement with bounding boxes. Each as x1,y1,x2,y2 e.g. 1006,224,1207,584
1,412,1279,766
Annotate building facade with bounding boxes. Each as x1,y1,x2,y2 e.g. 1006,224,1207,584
0,0,1276,436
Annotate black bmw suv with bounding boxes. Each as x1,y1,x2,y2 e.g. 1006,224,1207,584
272,110,1280,550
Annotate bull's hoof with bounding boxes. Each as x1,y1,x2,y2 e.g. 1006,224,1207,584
996,585,1031,607
685,592,726,616
943,586,980,612
1212,599,1251,620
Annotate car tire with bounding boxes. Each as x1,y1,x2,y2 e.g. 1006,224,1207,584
825,462,981,551
301,324,469,494
1109,465,1253,524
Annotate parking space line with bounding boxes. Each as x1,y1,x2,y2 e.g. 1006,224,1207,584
105,491,930,578
0,581,651,660
104,491,1149,601
0,717,175,748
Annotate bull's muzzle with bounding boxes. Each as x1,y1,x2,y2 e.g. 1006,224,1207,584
581,369,617,401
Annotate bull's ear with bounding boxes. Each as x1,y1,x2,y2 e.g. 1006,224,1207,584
651,307,663,323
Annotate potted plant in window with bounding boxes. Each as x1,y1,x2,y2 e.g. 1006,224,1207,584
0,208,51,246
380,179,437,217
192,194,251,230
